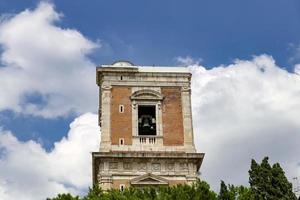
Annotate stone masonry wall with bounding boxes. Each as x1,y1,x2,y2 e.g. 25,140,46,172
111,179,186,189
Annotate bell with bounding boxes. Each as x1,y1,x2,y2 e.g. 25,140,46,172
142,117,150,127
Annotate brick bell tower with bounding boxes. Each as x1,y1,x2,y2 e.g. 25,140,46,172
92,61,204,190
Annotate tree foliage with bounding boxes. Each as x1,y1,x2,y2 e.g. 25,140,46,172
249,157,297,200
46,193,80,200
218,181,254,200
48,180,217,200
218,180,231,200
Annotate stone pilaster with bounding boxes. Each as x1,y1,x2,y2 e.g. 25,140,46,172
99,84,112,152
181,86,196,153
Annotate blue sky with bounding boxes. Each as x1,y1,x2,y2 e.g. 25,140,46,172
1,0,300,67
0,1,300,199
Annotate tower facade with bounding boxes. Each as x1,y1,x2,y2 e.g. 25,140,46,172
92,61,204,190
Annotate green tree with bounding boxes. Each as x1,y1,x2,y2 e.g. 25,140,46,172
271,163,297,199
218,180,231,200
46,193,79,200
218,181,248,200
235,186,254,200
194,180,218,200
249,157,297,200
82,185,105,200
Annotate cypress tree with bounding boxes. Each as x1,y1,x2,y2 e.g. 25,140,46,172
218,180,231,200
249,157,297,200
271,163,296,199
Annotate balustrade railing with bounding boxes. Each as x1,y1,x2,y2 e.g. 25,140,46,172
137,136,158,144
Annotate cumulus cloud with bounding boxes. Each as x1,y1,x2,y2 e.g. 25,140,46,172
190,54,300,190
0,113,99,200
0,2,99,118
294,64,300,75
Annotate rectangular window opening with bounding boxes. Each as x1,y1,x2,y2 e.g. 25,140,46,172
119,138,124,146
119,105,124,113
120,184,125,191
138,105,156,136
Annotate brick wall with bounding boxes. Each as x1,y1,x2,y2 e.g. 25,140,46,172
112,179,130,188
111,86,132,145
162,87,184,146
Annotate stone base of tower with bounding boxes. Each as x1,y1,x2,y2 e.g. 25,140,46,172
92,151,204,190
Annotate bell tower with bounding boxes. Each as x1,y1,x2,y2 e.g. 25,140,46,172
92,61,204,190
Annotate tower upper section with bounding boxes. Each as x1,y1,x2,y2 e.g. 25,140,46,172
96,61,196,153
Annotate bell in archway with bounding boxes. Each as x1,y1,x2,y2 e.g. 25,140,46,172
142,116,150,127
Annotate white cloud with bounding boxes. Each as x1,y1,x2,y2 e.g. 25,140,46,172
288,43,300,64
294,64,300,75
175,55,203,66
0,2,99,118
190,54,300,190
0,113,99,200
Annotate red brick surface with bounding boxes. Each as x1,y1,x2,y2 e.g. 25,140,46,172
162,87,184,146
111,86,132,145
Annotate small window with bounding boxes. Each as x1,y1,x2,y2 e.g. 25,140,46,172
119,105,124,113
120,76,123,80
120,184,125,192
119,138,124,146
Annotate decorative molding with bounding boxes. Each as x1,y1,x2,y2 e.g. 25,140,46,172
130,173,169,186
130,89,164,101
167,163,175,170
152,163,161,171
109,162,118,169
157,102,161,110
101,84,112,90
180,163,188,170
132,101,137,109
181,86,191,92
138,162,147,171
123,162,132,170
99,163,104,171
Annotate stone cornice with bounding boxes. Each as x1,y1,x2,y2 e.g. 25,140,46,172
92,151,204,159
